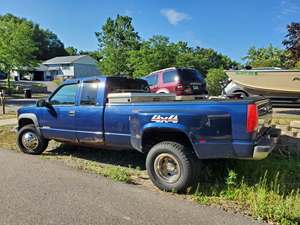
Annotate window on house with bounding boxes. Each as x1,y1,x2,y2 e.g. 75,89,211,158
62,64,71,70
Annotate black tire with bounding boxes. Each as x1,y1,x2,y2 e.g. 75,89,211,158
17,124,48,155
146,141,200,192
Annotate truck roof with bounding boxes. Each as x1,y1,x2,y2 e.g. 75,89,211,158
63,76,107,84
63,76,150,83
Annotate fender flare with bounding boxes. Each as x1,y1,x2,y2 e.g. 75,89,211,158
18,113,41,134
139,124,196,153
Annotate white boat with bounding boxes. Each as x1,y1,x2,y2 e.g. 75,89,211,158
225,68,300,98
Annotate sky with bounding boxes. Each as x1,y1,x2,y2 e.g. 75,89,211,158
1,0,300,62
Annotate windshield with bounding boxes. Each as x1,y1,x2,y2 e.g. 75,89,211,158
177,69,205,82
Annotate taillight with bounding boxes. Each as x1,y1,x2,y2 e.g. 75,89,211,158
176,83,192,95
247,104,258,133
175,83,184,95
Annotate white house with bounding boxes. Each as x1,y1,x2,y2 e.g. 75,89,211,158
43,55,101,80
11,55,101,81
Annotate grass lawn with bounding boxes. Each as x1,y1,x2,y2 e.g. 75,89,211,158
0,113,17,120
272,116,300,125
0,125,299,225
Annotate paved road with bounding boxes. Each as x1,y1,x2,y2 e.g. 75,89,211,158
0,149,262,225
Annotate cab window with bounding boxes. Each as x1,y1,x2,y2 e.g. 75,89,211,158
80,80,99,105
50,83,78,105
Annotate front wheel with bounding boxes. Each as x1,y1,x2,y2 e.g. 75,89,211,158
17,124,48,155
146,141,199,192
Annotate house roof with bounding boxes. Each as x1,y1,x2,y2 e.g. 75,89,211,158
43,55,91,65
35,64,49,71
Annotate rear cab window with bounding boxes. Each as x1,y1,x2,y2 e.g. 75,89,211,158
80,80,100,106
106,77,150,94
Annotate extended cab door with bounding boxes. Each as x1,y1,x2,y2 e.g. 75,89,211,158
75,80,104,145
40,82,79,142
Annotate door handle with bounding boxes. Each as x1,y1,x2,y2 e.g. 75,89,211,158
68,110,75,116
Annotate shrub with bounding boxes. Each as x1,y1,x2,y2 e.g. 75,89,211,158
206,68,227,95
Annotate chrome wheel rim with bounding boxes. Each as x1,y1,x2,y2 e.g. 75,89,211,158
21,132,39,151
154,153,181,183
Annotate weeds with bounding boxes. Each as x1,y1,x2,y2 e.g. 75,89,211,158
194,164,300,225
0,126,17,150
40,154,136,183
65,157,132,183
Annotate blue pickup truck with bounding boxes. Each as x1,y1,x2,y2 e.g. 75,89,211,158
17,76,279,191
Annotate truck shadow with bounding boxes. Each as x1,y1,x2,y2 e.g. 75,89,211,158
45,137,299,193
46,143,147,170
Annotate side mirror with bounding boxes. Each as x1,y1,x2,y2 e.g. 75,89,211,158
37,99,51,108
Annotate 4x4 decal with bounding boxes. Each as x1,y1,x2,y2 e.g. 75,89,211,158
151,115,178,123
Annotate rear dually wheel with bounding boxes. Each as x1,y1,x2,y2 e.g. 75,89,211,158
146,141,200,192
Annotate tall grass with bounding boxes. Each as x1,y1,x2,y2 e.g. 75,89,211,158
194,158,300,225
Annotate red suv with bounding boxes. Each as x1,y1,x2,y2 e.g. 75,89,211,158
143,67,207,95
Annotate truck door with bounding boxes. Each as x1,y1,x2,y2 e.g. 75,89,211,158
40,82,79,142
75,80,104,145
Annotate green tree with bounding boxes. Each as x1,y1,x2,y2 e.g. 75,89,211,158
243,45,290,68
206,68,227,95
0,14,67,61
95,15,140,76
178,47,238,75
65,46,79,56
283,22,300,66
129,35,238,77
129,35,178,77
173,42,198,69
0,17,37,92
33,28,66,60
